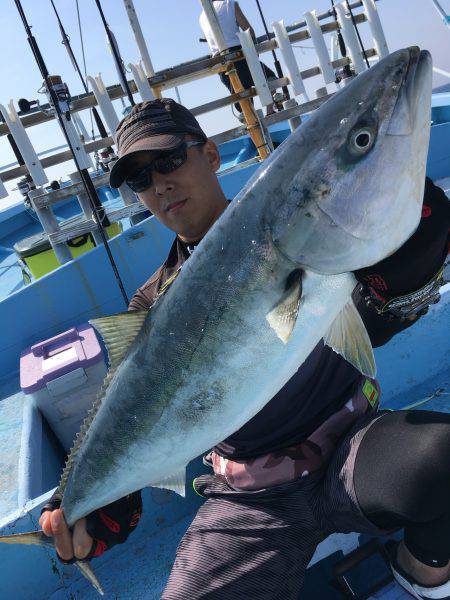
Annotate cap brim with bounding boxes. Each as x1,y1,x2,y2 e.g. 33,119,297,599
109,133,183,188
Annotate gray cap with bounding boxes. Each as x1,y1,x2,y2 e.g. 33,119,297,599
109,98,207,188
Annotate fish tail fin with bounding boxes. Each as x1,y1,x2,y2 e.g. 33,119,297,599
0,532,104,595
76,560,105,596
0,530,52,547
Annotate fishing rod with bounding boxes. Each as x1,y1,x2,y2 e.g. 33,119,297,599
49,0,110,142
345,0,370,69
94,0,136,107
330,0,354,80
14,0,130,307
254,0,290,100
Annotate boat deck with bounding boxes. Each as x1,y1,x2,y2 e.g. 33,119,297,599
0,285,447,599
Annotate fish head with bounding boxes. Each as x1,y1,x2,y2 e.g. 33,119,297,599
267,47,432,273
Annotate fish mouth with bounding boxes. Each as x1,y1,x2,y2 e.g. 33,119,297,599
386,47,432,136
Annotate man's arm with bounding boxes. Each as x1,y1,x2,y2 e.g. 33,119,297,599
235,2,256,41
354,177,449,347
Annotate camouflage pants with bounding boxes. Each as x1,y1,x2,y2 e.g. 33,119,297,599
161,410,388,600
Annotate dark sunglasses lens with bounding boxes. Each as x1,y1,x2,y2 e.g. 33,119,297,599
125,144,188,192
154,146,187,174
126,171,152,193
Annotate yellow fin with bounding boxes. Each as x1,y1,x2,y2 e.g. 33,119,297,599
266,271,302,344
0,531,104,595
323,299,376,378
0,530,51,547
89,310,148,369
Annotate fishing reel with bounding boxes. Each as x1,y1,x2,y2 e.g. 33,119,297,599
19,75,72,120
94,148,117,173
43,75,72,119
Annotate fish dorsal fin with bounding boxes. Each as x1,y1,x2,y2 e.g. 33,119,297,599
266,270,302,344
58,311,148,495
151,468,186,497
89,310,148,369
324,299,376,378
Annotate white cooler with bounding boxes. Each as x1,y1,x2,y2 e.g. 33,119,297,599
20,324,107,451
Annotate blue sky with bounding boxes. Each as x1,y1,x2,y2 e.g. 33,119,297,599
1,0,450,203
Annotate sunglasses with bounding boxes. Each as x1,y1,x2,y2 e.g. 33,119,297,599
125,140,205,193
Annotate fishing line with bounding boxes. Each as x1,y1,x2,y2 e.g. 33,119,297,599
345,0,371,69
14,0,130,307
93,0,136,107
254,0,290,100
75,0,95,140
49,0,110,142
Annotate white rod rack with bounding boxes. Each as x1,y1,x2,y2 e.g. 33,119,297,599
0,48,377,184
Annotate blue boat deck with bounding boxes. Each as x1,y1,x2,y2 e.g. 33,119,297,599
0,285,447,599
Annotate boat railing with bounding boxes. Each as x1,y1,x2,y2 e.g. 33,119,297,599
0,0,388,263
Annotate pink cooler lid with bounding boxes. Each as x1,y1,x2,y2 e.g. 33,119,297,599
20,323,104,394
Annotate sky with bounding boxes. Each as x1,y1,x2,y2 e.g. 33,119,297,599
1,0,450,205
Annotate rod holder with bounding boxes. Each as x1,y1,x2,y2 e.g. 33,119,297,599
237,29,273,107
335,3,367,74
0,101,48,186
69,171,103,246
87,74,120,137
362,0,389,58
304,10,336,86
283,98,302,132
122,0,155,78
272,20,309,102
65,116,94,170
28,188,72,265
129,62,155,102
72,112,91,142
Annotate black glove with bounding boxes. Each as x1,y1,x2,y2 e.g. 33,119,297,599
41,489,142,562
353,177,449,346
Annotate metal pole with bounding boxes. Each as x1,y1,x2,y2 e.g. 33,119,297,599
14,0,129,307
254,0,290,99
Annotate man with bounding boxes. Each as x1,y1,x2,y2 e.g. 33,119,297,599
199,0,278,116
40,99,450,600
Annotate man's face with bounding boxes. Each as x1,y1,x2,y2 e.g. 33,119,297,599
126,137,228,242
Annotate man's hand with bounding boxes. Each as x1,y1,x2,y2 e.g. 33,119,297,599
39,508,93,562
39,490,143,563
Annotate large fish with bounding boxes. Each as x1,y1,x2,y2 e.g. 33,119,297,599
0,47,432,592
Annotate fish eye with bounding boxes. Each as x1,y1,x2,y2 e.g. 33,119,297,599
348,127,376,156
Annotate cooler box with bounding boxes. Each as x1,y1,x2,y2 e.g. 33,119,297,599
14,215,122,283
20,324,107,451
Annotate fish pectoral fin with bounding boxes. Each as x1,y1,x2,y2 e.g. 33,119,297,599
266,270,303,344
151,468,187,497
89,310,148,370
0,530,52,547
324,299,376,378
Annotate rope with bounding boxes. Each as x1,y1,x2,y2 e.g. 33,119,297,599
75,0,95,140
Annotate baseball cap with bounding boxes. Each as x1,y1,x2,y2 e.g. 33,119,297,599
109,98,207,189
